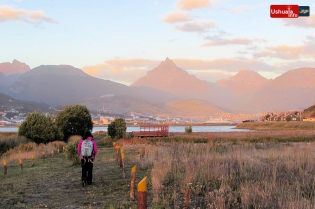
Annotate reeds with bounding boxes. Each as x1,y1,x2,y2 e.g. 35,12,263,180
139,140,315,208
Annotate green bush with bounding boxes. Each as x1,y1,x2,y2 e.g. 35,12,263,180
55,105,93,142
65,138,81,165
108,118,127,139
18,112,56,144
185,126,192,133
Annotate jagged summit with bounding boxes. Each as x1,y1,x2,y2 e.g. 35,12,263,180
0,59,30,76
131,58,213,98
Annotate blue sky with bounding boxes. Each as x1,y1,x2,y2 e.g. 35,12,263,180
0,0,315,84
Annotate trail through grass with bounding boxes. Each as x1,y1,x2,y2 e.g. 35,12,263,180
1,143,150,208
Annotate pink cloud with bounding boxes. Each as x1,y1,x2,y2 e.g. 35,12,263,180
283,14,315,28
82,59,159,85
176,0,211,10
253,40,315,60
202,37,253,46
0,5,57,24
175,20,215,32
162,11,192,23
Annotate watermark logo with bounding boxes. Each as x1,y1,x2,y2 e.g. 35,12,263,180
270,5,299,18
299,6,310,17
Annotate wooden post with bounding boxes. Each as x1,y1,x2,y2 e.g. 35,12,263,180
140,146,145,159
184,187,190,209
31,155,34,167
137,176,147,209
62,146,65,153
42,152,45,163
130,165,137,199
19,159,23,169
119,148,123,168
3,160,7,175
115,145,120,165
121,148,125,178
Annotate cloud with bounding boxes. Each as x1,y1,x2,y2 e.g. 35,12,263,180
175,20,215,32
202,37,265,46
283,14,315,28
82,59,160,85
187,70,233,82
0,5,57,24
176,0,211,10
230,6,250,14
162,11,192,23
253,38,315,60
202,37,252,46
173,58,274,72
221,4,266,14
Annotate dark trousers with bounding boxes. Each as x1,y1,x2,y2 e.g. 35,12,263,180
81,158,94,184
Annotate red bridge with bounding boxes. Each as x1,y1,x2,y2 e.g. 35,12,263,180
133,124,169,137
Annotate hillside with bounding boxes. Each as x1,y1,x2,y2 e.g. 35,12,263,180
166,99,226,117
304,105,315,117
3,60,315,115
74,96,226,117
242,68,315,113
217,70,269,95
0,93,52,113
7,65,178,106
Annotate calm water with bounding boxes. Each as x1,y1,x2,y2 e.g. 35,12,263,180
0,126,251,133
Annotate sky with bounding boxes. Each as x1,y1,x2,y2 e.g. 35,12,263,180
0,0,315,85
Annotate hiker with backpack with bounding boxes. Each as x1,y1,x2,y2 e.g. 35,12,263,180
77,130,98,187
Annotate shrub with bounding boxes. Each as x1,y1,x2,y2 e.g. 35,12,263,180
65,137,81,165
185,126,192,133
100,135,113,147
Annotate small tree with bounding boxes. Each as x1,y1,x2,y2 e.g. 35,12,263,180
107,118,127,139
18,112,56,144
54,105,93,142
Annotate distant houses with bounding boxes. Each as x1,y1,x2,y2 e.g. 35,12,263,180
303,117,315,122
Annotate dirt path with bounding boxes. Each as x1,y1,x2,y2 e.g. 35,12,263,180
1,145,148,208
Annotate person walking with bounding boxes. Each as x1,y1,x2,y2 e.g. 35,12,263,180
77,130,98,187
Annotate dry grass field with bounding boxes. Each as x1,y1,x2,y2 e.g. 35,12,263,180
1,128,315,208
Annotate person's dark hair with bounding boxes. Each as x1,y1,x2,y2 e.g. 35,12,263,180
83,130,93,139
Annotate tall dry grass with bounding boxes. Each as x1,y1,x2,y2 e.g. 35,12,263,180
138,140,315,208
237,121,315,130
1,141,67,164
0,132,27,156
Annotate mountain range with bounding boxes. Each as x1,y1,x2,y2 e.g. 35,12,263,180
0,58,315,117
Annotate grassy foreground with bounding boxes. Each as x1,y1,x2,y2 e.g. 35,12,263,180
1,130,315,208
0,139,150,209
